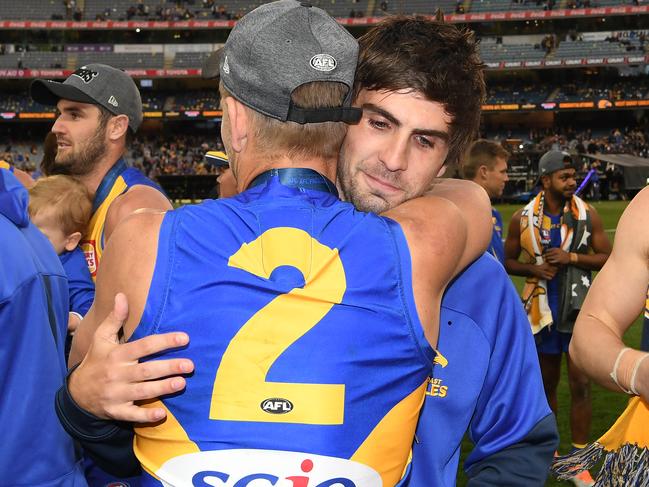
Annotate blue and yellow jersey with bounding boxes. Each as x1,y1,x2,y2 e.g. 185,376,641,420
489,207,505,265
0,160,13,172
405,254,555,486
130,174,434,486
81,159,161,279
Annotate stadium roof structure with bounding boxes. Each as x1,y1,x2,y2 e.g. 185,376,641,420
581,153,649,168
582,153,649,190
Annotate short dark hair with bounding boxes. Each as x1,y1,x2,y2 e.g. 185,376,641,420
462,139,510,180
356,16,485,167
97,104,133,147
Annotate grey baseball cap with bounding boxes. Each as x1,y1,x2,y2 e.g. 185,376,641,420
30,64,143,133
202,47,223,81
538,150,575,177
220,0,361,124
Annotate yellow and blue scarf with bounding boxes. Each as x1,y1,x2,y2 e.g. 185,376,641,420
553,396,649,486
519,191,590,334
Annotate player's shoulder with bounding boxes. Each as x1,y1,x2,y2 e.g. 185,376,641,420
626,185,649,218
384,195,464,251
107,209,166,254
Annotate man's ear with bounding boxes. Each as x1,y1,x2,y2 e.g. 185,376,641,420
107,115,129,141
224,96,249,153
478,164,489,180
64,231,82,252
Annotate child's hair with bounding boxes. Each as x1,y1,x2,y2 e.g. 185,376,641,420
28,175,92,236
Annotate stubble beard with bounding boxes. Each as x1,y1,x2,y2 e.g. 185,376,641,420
54,126,107,177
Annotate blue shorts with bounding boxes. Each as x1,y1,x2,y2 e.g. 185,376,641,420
536,326,572,355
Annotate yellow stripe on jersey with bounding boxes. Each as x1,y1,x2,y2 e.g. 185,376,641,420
0,160,11,170
80,176,128,279
134,399,200,479
211,227,346,425
644,292,649,320
351,379,428,486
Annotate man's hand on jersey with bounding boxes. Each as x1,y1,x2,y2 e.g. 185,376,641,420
532,262,559,280
68,293,194,423
543,248,570,266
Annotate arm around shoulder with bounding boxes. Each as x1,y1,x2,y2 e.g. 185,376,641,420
424,178,493,269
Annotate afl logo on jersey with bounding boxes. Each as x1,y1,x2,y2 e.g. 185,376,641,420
310,54,337,72
261,398,293,414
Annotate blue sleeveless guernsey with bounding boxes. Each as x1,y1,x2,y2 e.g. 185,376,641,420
130,169,434,486
81,159,162,279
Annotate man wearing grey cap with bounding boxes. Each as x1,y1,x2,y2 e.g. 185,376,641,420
505,150,611,486
30,63,172,283
62,0,491,483
31,62,171,487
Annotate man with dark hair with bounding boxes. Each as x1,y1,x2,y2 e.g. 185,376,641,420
343,17,556,486
505,150,611,487
462,139,510,264
54,15,555,486
59,3,491,484
30,64,171,282
339,16,484,214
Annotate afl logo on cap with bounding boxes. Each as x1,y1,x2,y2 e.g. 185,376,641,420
310,54,336,72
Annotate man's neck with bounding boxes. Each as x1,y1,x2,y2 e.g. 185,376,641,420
78,156,123,198
236,155,336,193
543,190,565,215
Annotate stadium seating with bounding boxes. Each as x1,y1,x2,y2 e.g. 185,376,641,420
173,51,210,68
0,1,68,20
479,43,546,64
0,51,67,70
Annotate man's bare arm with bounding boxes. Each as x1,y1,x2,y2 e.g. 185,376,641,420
104,184,172,242
69,211,162,365
383,183,491,345
570,187,649,400
421,178,493,274
66,211,193,422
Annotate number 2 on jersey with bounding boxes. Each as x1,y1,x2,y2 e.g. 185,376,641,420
210,227,347,424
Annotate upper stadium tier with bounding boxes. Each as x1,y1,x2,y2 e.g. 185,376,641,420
0,0,645,26
0,29,646,78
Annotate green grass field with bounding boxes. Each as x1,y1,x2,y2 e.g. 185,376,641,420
455,200,642,487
